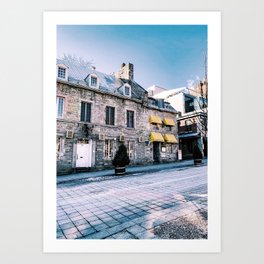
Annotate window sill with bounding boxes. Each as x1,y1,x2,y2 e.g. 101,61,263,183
79,121,91,124
57,77,67,81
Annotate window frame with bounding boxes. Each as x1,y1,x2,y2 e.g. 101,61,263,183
184,95,195,113
88,74,99,89
56,96,64,118
56,137,64,160
166,144,173,154
80,101,92,123
126,110,135,128
123,84,131,97
126,140,135,159
106,106,115,126
104,139,115,159
57,64,68,80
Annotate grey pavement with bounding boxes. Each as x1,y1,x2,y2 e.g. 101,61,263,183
57,163,208,239
57,159,207,184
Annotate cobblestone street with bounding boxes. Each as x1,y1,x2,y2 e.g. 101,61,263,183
57,164,207,239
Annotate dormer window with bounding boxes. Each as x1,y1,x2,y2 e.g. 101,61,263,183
124,84,131,97
57,64,68,80
58,67,66,79
91,76,97,87
88,74,99,89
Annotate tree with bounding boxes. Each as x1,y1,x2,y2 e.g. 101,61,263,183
112,144,130,167
60,53,93,69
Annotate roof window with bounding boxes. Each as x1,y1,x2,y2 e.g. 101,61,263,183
57,64,68,80
88,74,99,89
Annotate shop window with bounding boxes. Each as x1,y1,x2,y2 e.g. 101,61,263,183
166,144,173,154
56,137,64,160
126,141,135,159
104,139,115,159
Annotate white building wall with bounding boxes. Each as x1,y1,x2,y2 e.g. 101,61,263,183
165,93,185,114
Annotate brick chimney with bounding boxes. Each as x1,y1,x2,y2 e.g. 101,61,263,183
114,63,134,80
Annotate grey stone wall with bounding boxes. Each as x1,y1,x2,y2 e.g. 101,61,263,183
57,82,178,175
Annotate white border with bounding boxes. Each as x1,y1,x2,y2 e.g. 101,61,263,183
43,11,221,253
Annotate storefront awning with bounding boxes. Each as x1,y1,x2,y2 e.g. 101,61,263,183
164,134,177,143
178,132,200,139
164,118,175,126
150,132,164,142
150,115,162,124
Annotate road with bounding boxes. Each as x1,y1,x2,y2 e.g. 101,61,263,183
57,164,207,239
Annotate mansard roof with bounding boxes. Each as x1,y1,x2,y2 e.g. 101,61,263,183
57,58,147,100
56,58,176,113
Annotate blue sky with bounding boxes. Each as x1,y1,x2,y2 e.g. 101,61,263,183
57,25,207,89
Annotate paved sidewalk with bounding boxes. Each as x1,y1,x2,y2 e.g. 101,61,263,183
57,159,207,184
57,165,208,239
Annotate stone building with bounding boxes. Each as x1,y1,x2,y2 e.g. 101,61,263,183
56,59,178,175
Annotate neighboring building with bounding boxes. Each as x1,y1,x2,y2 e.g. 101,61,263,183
148,84,207,160
56,60,178,175
147,85,169,97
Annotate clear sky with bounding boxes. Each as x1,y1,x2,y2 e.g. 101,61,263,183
57,25,207,89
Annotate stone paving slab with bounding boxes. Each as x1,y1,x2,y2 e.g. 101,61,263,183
57,165,208,239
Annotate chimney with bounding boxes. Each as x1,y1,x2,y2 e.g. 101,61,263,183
114,63,134,80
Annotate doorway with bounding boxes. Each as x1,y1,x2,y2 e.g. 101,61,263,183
76,139,92,168
153,142,160,163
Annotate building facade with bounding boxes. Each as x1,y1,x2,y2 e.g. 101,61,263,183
56,59,178,175
148,84,207,160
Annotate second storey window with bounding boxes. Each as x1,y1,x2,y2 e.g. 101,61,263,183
106,106,115,125
80,102,91,122
127,110,134,128
58,67,66,79
57,97,64,118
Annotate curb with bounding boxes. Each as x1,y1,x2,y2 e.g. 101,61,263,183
57,161,207,185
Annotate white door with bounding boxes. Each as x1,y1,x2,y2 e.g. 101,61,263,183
76,141,92,167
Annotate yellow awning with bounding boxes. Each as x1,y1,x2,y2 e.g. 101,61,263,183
150,115,162,124
164,134,177,143
164,118,175,126
150,132,164,142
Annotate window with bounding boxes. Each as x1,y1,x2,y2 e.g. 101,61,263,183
185,120,192,131
185,96,195,113
104,139,115,159
126,141,134,159
58,67,66,79
80,102,91,122
152,123,160,130
57,97,64,118
166,126,172,131
124,85,131,96
106,106,115,125
127,110,134,128
88,74,99,88
57,137,64,160
166,144,173,154
90,76,98,87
